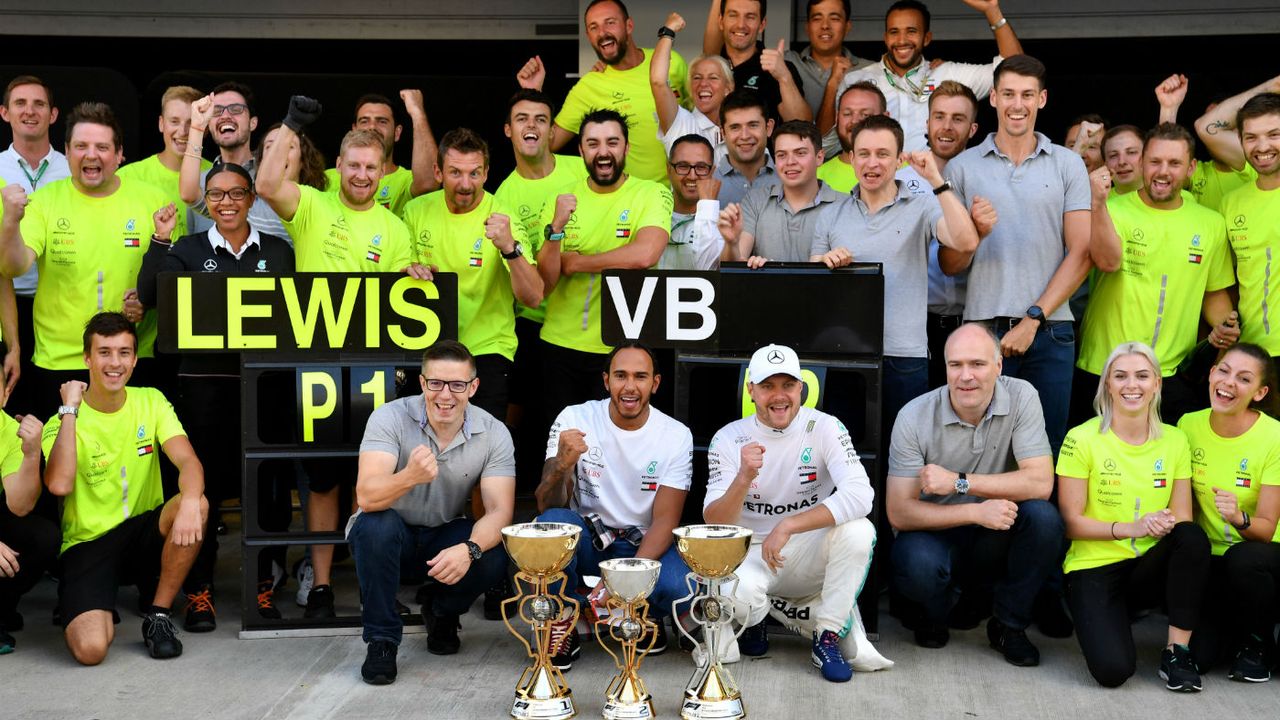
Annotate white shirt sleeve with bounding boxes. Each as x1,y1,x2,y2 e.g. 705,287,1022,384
545,406,576,461
704,425,740,510
691,199,725,270
663,423,695,491
661,107,701,155
817,415,874,523
934,56,1002,100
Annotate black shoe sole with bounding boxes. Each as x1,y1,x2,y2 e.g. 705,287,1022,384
1159,670,1202,692
362,673,396,685
426,642,460,656
184,620,217,633
989,641,1039,667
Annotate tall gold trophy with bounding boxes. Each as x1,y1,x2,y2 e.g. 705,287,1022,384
595,558,662,719
672,525,753,720
501,522,583,720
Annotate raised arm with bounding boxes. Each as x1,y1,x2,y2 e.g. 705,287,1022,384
180,95,216,208
0,185,35,277
355,445,437,513
702,0,725,56
1195,73,1280,170
761,40,813,122
536,193,576,295
964,1,1022,58
1087,167,1122,272
912,152,978,252
1155,73,1189,125
255,96,322,222
534,425,586,512
485,212,543,307
651,14,686,135
43,381,86,497
2,415,44,516
401,89,439,197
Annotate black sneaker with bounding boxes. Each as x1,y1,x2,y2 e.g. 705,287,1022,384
549,619,580,670
0,628,14,654
1160,644,1202,692
987,617,1039,667
641,619,668,656
425,611,461,655
739,619,769,656
1229,637,1271,683
1032,589,1074,639
142,612,183,659
304,584,336,619
914,622,950,649
184,586,217,633
362,640,398,685
257,581,282,620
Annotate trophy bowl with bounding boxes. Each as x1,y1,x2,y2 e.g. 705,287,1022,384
599,558,662,604
673,525,753,579
502,522,581,575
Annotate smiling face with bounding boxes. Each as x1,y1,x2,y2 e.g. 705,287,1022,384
927,94,977,161
67,122,122,195
1104,130,1144,190
85,331,137,393
722,106,771,166
991,72,1045,139
1210,350,1269,416
581,119,628,187
690,58,733,116
338,144,384,208
505,99,553,161
883,7,930,73
852,127,898,192
1141,137,1194,205
773,132,821,189
1242,112,1280,178
2,82,57,143
667,140,713,205
806,0,852,55
604,347,659,428
419,358,476,427
159,98,194,159
720,0,766,54
749,372,803,429
945,325,1002,417
585,0,633,65
208,90,256,151
1106,352,1160,418
354,102,401,157
837,89,883,151
205,169,254,236
438,148,488,213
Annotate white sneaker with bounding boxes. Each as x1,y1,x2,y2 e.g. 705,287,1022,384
844,608,894,672
295,558,314,607
691,628,741,666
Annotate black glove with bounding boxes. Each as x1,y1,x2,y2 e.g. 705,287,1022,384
283,96,322,134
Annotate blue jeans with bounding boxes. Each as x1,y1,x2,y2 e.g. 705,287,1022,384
891,499,1063,630
993,321,1075,456
536,508,690,618
883,355,930,440
349,511,507,645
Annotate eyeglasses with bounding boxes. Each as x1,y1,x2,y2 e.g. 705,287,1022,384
205,188,251,202
670,161,713,177
212,103,248,117
424,377,474,393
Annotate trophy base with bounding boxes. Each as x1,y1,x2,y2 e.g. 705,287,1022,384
603,697,655,719
680,696,745,720
513,694,577,720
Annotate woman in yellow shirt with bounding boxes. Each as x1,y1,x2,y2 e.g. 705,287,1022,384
1178,343,1280,682
1057,342,1210,691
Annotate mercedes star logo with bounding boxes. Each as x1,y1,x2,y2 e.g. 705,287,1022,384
767,350,785,364
57,218,70,230
203,259,218,271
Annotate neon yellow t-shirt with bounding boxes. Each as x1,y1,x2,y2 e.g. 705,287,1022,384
0,411,25,489
42,387,185,553
494,155,588,324
283,185,412,273
1078,192,1233,376
1178,408,1280,555
1189,162,1256,212
555,48,691,184
117,153,212,239
1224,181,1280,354
21,177,168,369
324,165,415,218
1057,417,1191,574
539,176,673,354
816,156,858,195
402,191,533,361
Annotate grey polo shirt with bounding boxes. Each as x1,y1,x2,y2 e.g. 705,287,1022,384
345,397,516,533
811,176,941,358
943,132,1091,322
888,376,1051,505
740,180,844,262
785,46,870,118
715,154,780,207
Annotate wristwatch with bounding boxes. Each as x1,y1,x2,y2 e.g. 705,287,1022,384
658,26,676,40
932,181,953,196
501,241,524,260
544,223,565,242
954,472,969,495
464,540,483,561
57,405,79,418
1025,305,1045,323
1233,510,1252,531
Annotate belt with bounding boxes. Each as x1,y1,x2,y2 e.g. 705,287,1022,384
986,316,1068,333
927,313,963,331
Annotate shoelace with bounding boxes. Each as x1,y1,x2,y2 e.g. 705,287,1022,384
149,614,179,641
549,620,573,655
257,586,276,610
186,589,215,616
372,642,395,660
815,632,845,663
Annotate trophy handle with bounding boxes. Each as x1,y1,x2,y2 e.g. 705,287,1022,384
720,574,749,643
594,596,624,669
672,572,704,650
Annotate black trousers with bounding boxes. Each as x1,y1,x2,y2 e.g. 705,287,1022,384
539,340,607,421
471,354,513,421
0,500,59,620
1193,541,1280,669
1065,522,1210,687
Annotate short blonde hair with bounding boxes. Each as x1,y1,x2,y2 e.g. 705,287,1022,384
689,55,734,92
1094,342,1163,440
338,128,388,162
161,85,203,111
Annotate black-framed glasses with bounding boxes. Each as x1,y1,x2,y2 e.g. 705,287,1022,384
424,377,474,393
212,103,248,116
671,161,713,177
204,188,251,202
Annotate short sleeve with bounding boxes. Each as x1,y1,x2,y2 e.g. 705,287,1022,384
937,57,1000,99
1009,385,1052,461
1055,425,1092,478
703,426,738,508
660,423,694,492
282,184,319,234
637,183,673,232
359,402,405,459
545,406,575,461
0,414,23,479
1169,428,1191,478
555,83,590,134
808,202,838,258
1060,150,1091,213
887,402,926,478
40,414,61,461
384,215,413,271
668,50,693,110
943,156,970,205
152,390,186,445
20,187,48,259
480,422,517,479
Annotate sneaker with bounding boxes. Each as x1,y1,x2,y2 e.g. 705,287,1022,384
811,630,853,683
549,619,580,670
739,619,769,656
362,640,398,685
1160,643,1203,692
987,617,1040,667
294,558,315,607
0,628,14,655
1032,589,1074,639
913,622,950,649
257,581,282,620
425,611,461,655
1229,637,1271,683
304,584,336,619
183,586,217,633
641,619,668,656
142,612,183,659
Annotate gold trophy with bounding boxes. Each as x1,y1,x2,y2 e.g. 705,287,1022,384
595,558,663,719
501,522,583,720
672,525,753,720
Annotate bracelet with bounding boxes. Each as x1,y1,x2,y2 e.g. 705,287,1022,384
989,17,1008,31
151,235,172,246
1234,509,1251,530
1110,521,1119,540
183,150,204,159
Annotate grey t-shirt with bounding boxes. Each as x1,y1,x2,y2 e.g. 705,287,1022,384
715,154,780,207
345,397,516,533
740,181,844,262
943,132,1090,322
888,376,1051,505
810,173,941,357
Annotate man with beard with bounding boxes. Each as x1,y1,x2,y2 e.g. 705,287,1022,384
662,134,726,270
535,343,693,668
1192,75,1280,212
1081,123,1236,423
322,91,439,217
119,86,210,240
402,128,543,417
546,0,691,184
699,0,810,123
816,81,886,192
714,90,778,206
836,0,1022,153
256,95,422,620
1223,93,1280,358
538,109,671,413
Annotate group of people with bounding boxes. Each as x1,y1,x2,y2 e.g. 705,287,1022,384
0,0,1277,703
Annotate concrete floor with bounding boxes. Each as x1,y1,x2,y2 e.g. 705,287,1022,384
5,526,1280,720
